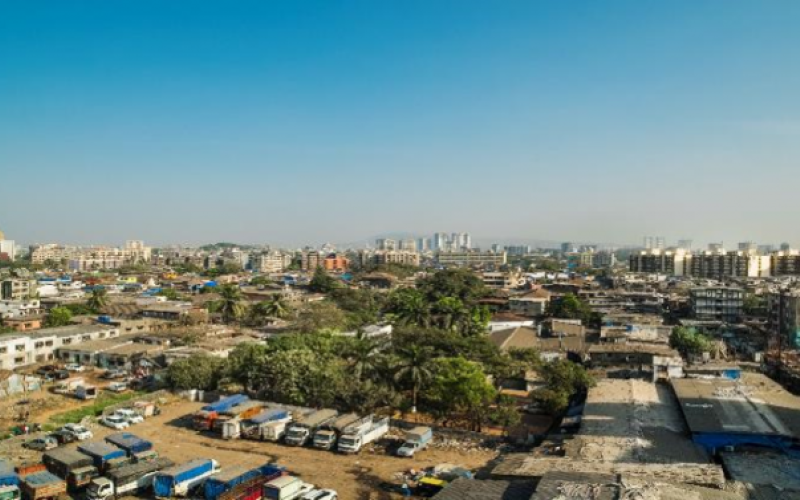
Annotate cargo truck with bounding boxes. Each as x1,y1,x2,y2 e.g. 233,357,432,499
262,476,314,500
20,472,66,500
396,426,433,457
78,442,129,473
86,457,174,500
153,459,221,498
104,432,154,461
193,394,249,431
337,417,389,454
312,414,369,451
76,385,98,400
203,464,283,500
214,401,265,437
284,410,338,447
240,409,291,441
42,448,97,490
0,460,19,500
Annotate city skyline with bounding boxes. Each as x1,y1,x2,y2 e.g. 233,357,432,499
2,1,800,246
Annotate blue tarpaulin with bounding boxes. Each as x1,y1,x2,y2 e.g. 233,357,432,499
203,464,283,500
153,459,214,498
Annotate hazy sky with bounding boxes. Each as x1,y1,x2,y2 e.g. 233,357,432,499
1,1,799,248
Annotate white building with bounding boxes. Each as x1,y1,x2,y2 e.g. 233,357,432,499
0,324,121,370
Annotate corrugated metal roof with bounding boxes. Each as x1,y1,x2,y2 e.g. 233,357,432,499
432,478,536,500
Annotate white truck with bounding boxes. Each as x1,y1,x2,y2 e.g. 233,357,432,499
284,409,338,447
263,476,314,500
86,457,174,500
337,417,389,454
312,414,369,451
396,426,433,457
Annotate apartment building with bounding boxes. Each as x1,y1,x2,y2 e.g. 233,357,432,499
251,251,291,273
299,250,322,271
690,287,744,323
481,271,523,290
362,250,421,267
628,249,691,276
436,250,507,268
32,241,151,270
0,299,42,319
508,289,551,317
629,248,771,278
1,278,37,301
323,253,349,272
0,324,120,370
767,289,800,350
30,244,78,265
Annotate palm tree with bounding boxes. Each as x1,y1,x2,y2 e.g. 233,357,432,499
349,331,386,382
432,297,467,331
393,344,435,413
389,289,431,327
87,287,108,312
263,295,291,319
217,284,245,324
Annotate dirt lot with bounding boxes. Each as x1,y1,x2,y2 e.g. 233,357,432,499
4,397,499,500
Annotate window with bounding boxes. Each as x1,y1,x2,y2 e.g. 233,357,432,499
0,347,6,354
15,345,25,352
14,357,24,365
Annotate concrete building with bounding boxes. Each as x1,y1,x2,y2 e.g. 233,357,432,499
629,248,691,276
508,290,550,317
0,324,121,370
480,271,522,290
323,253,349,272
1,278,37,301
690,287,744,322
0,238,16,261
298,250,322,271
644,236,666,250
375,238,397,251
31,241,151,270
629,248,770,278
250,251,290,273
767,289,800,349
398,239,416,251
363,250,420,267
0,299,42,319
436,250,507,268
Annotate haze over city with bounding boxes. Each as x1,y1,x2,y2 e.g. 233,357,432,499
2,1,800,247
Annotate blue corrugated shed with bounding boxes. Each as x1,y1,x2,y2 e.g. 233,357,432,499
203,464,282,500
248,409,290,425
202,394,248,413
78,442,126,467
105,433,153,455
0,460,18,487
154,459,215,498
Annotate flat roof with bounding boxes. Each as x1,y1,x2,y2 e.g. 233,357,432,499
672,375,800,438
56,337,133,353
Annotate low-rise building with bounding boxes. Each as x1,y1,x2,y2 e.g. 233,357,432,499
480,271,522,290
508,289,551,317
690,286,744,322
436,250,507,268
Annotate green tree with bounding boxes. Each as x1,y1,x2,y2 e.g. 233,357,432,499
87,287,109,312
491,394,522,435
670,326,710,358
385,288,431,328
227,342,269,392
156,288,181,301
166,353,227,391
393,344,436,413
547,293,602,328
308,266,339,294
426,357,496,430
743,293,766,316
418,269,487,305
217,284,245,324
532,359,594,414
292,301,348,333
44,307,73,327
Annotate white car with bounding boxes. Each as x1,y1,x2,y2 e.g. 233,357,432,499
100,415,130,430
61,423,93,440
113,409,144,425
301,489,338,500
107,382,128,393
65,363,85,372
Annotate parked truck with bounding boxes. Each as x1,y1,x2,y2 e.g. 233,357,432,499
262,476,313,500
86,457,174,500
0,460,20,500
42,448,97,491
20,472,66,500
214,401,265,438
78,442,129,473
193,394,249,431
312,414,369,451
204,464,283,500
76,385,98,400
240,409,292,441
284,410,338,447
54,377,85,395
153,459,221,498
104,432,154,461
337,417,389,454
396,426,433,457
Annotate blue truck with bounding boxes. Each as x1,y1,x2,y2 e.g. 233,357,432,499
203,464,284,500
104,432,155,461
78,442,129,472
153,459,221,498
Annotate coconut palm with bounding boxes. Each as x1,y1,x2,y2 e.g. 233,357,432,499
217,284,245,324
263,295,291,319
87,287,109,312
393,344,435,413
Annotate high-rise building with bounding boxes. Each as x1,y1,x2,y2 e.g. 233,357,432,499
375,238,397,251
561,242,576,254
738,241,758,253
767,289,800,349
643,236,666,250
0,238,16,261
677,239,693,250
433,233,448,251
781,242,792,252
399,239,416,252
416,238,430,252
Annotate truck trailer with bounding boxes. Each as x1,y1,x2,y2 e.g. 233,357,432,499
42,448,97,490
104,432,154,461
203,464,283,500
337,417,389,454
20,472,66,500
153,459,221,498
240,409,291,441
214,401,265,437
283,409,338,447
86,457,174,500
193,394,249,431
262,476,313,500
78,442,128,472
312,414,369,451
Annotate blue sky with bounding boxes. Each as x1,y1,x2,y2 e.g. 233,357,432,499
1,1,799,248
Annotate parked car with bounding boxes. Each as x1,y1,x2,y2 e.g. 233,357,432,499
65,363,86,372
53,370,70,380
301,489,338,500
24,436,58,451
61,423,93,440
49,430,77,445
107,382,128,393
35,365,58,377
100,415,130,430
113,409,143,425
102,369,126,380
